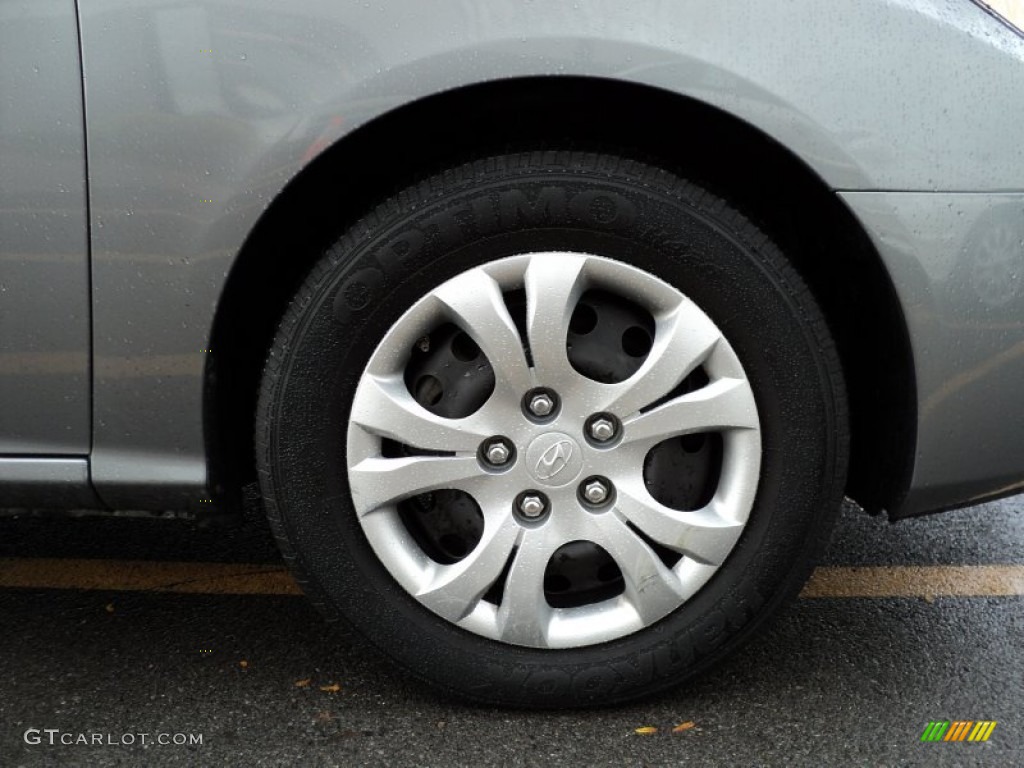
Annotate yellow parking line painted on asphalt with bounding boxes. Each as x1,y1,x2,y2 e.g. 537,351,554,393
799,565,1024,599
0,558,301,595
0,559,1022,599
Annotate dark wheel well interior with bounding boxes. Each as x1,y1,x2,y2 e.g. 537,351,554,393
206,76,916,519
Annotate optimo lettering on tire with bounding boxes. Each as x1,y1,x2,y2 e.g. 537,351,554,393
256,151,848,707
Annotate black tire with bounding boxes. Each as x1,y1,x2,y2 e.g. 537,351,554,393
255,151,848,707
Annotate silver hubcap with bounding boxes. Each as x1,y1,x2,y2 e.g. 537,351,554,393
347,252,761,649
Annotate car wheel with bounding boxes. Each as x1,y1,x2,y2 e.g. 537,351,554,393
255,151,848,707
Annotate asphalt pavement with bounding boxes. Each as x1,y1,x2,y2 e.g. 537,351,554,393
0,498,1020,767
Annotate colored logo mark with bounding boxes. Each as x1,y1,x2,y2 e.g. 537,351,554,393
920,721,997,742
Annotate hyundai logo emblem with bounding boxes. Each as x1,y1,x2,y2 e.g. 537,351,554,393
535,440,574,480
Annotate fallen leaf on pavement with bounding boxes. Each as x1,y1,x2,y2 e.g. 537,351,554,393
239,660,249,669
294,678,311,688
673,722,696,733
634,726,658,735
320,683,341,693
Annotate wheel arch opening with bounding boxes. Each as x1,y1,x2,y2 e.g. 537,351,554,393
205,75,916,519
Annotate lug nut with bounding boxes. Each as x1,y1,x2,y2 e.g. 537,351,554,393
527,392,555,417
484,440,511,466
583,479,611,505
518,493,547,519
588,417,617,443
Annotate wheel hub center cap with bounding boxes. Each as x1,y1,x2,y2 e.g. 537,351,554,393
524,432,585,488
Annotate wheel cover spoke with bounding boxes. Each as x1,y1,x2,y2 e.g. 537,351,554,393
496,527,560,647
598,301,722,417
524,254,589,392
350,373,491,453
614,478,745,566
416,513,522,623
433,268,533,396
348,455,482,516
620,377,759,448
587,512,687,625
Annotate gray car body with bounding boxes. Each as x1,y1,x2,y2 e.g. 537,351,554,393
2,0,1023,519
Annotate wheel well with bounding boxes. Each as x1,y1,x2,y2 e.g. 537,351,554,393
206,76,915,518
